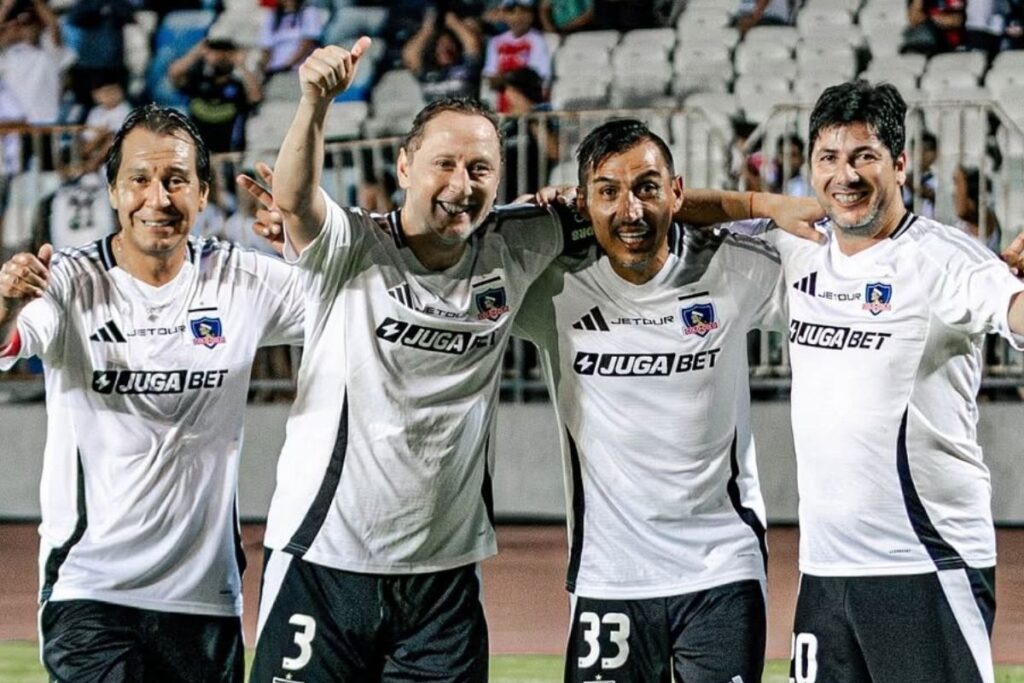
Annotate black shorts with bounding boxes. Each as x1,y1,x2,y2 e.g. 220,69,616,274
790,568,996,683
565,579,766,683
250,549,488,682
40,599,244,683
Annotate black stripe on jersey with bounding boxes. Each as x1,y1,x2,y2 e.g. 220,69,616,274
968,566,996,633
40,452,89,603
889,211,917,240
285,393,349,556
724,232,782,264
481,436,495,529
678,290,711,301
385,210,406,248
232,502,247,585
668,223,683,256
474,275,501,288
726,432,768,574
895,409,966,570
99,234,116,270
565,430,586,593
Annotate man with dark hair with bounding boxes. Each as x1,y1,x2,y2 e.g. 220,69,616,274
762,79,1024,682
247,39,822,681
515,117,797,683
0,103,305,682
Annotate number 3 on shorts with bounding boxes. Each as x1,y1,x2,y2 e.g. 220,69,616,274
791,632,818,683
282,614,317,671
577,611,630,669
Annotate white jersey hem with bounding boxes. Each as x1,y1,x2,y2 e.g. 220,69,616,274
287,542,498,575
48,588,242,617
572,566,766,601
799,556,997,577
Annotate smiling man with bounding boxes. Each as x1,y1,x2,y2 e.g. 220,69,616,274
762,80,1024,683
513,119,786,683
247,38,826,680
0,105,305,682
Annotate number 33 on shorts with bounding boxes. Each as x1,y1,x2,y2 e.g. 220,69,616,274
577,611,631,669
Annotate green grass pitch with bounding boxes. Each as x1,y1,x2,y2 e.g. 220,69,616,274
2,643,1023,682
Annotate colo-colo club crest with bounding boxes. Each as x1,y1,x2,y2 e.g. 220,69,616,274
681,302,719,337
191,317,226,348
862,282,893,316
476,287,509,321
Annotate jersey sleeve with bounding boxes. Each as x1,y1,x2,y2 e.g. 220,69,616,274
282,189,366,293
248,251,307,347
921,229,1024,347
0,256,68,371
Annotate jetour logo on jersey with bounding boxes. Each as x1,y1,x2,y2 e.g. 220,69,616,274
475,286,510,321
681,303,719,337
862,282,893,315
190,316,226,348
375,317,498,354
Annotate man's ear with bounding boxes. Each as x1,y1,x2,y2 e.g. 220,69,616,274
671,175,684,214
397,147,412,190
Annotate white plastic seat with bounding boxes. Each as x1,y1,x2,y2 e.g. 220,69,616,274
795,43,857,80
562,30,621,51
743,26,800,48
733,41,793,75
926,51,989,79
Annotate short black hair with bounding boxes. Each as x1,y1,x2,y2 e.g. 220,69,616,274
808,80,907,160
576,118,675,187
777,133,805,156
921,130,937,152
105,103,211,187
402,97,504,160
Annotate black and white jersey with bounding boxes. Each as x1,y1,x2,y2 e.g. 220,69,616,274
1,235,305,616
515,224,780,599
262,193,580,573
765,214,1024,577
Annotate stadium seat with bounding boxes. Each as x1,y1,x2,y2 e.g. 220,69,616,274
743,26,800,49
991,49,1024,73
926,52,988,80
619,27,677,51
555,43,612,78
550,77,610,110
792,69,852,101
246,101,299,153
869,53,927,77
796,6,854,32
153,9,215,52
610,74,673,108
683,0,738,10
802,0,863,13
208,8,263,48
919,68,979,94
677,26,741,49
263,71,302,102
862,23,907,57
858,67,919,93
676,7,732,36
561,30,621,51
323,6,388,47
795,42,858,80
683,92,742,122
371,69,425,121
796,23,866,49
985,69,1024,102
734,74,792,122
324,101,369,140
733,41,793,75
612,42,673,73
858,0,909,34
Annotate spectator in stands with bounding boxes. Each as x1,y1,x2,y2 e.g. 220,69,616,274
732,0,791,35
32,143,115,252
64,0,135,118
80,73,131,167
539,0,596,33
259,0,325,78
772,133,810,197
402,7,483,102
0,0,76,125
1006,0,1024,49
954,164,1002,253
169,37,263,154
901,0,965,55
498,66,557,201
902,129,937,218
482,0,551,113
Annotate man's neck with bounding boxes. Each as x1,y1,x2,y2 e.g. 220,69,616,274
114,235,187,286
405,234,467,271
832,207,905,257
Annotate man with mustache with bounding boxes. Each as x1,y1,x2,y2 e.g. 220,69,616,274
247,39,822,681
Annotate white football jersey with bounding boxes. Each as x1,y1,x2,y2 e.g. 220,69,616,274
514,224,779,599
765,213,1024,577
263,194,580,573
1,235,305,616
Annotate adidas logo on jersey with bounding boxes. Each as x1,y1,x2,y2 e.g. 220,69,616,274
89,320,126,343
572,307,610,331
793,272,818,295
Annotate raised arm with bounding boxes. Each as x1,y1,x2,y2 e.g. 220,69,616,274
679,189,825,242
0,244,52,348
1003,232,1024,335
273,37,370,254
